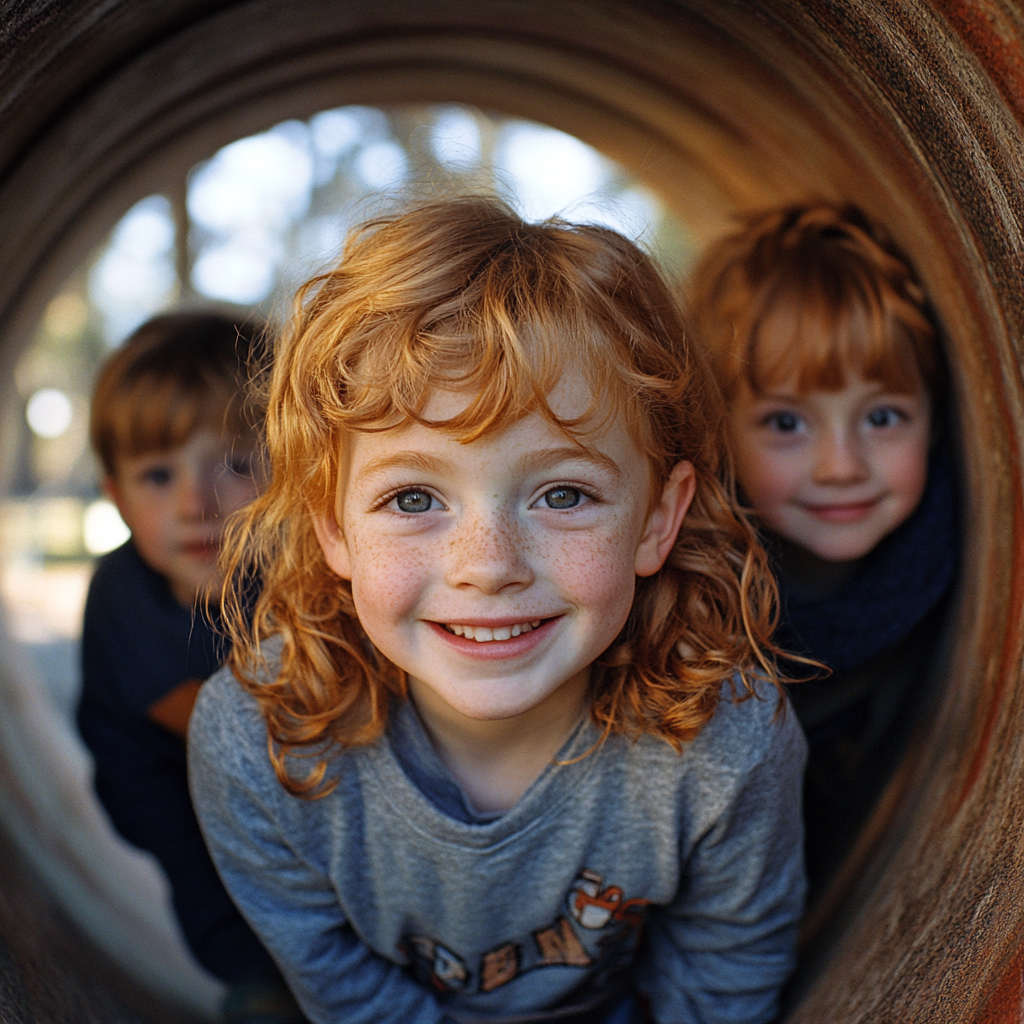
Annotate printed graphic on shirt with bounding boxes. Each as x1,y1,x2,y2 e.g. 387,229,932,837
400,935,469,992
480,939,522,992
567,868,648,930
401,868,649,996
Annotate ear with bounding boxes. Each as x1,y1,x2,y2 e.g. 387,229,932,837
312,512,353,580
101,476,127,518
634,461,696,577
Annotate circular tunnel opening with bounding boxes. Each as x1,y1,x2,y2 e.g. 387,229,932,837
0,3,1021,1021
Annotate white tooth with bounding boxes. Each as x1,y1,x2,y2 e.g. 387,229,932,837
493,626,512,641
511,623,522,637
474,627,494,642
531,620,541,628
462,625,474,639
450,624,464,636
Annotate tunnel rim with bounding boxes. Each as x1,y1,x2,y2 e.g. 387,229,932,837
0,2,1021,1020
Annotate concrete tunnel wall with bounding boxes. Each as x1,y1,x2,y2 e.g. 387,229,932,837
0,1,1023,1020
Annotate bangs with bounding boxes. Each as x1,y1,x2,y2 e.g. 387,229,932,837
747,286,932,395
90,311,261,475
102,373,243,462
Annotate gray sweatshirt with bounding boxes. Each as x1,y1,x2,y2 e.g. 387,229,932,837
189,661,806,1024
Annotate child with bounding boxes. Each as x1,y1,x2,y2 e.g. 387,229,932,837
689,204,959,890
189,197,807,1024
77,313,302,1024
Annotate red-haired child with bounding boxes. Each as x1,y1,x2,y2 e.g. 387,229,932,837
189,197,807,1024
690,204,958,891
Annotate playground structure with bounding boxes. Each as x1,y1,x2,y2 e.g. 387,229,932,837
0,2,1023,1020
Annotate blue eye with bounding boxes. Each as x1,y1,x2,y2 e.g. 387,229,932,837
142,467,172,486
766,411,803,433
542,487,582,509
867,406,904,428
395,489,434,513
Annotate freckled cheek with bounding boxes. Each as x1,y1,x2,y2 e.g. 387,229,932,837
542,530,638,624
348,538,432,627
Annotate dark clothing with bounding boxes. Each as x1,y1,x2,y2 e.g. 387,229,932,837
77,540,277,984
775,446,959,892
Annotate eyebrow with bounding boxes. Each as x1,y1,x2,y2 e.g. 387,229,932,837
355,451,456,480
355,445,621,481
513,445,621,478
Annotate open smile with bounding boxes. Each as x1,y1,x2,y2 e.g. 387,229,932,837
443,619,543,642
429,617,558,655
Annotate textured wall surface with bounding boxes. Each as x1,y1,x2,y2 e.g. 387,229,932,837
0,2,1022,1021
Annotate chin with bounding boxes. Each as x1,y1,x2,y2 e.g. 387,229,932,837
439,686,544,722
450,699,534,722
806,536,878,563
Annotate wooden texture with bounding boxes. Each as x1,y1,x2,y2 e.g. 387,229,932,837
0,1,1021,1020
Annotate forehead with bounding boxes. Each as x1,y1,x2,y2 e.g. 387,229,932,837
344,385,644,481
420,372,596,422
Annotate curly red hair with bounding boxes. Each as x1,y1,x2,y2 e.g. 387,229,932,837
221,195,781,796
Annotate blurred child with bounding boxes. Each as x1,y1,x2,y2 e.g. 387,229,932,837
78,313,302,1024
690,204,958,889
188,197,807,1024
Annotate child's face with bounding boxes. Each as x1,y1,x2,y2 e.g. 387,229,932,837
728,368,931,562
314,379,695,727
105,427,258,606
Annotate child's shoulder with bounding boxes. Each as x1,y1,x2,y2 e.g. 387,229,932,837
191,637,348,789
192,662,256,736
86,539,181,628
87,540,151,603
190,642,282,774
620,676,803,784
680,676,805,776
611,678,804,834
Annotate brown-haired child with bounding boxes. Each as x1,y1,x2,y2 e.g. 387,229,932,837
690,204,958,890
188,196,807,1024
78,313,302,1023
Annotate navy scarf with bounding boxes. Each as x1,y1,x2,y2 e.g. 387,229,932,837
773,444,959,674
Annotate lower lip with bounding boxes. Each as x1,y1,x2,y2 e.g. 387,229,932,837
802,501,879,523
426,618,558,660
180,541,219,559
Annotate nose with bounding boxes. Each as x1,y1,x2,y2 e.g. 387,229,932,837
444,504,534,594
813,426,870,485
178,467,219,521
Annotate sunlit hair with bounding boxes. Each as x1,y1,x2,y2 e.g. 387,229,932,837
91,312,262,477
221,195,782,797
688,204,937,399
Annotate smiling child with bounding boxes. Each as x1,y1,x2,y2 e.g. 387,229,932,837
689,204,959,889
189,196,807,1024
